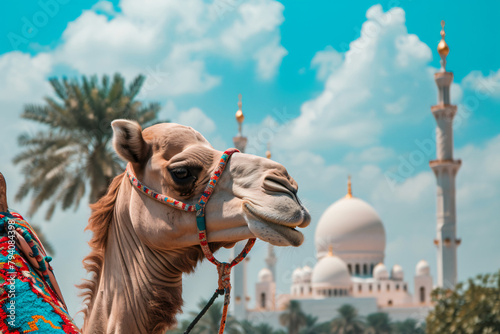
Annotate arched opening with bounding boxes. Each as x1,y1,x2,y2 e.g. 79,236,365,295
300,286,303,295
370,263,374,275
388,300,393,306
378,284,381,292
334,289,338,296
355,264,360,275
387,284,390,291
358,284,362,293
260,292,266,308
369,284,372,292
363,264,368,275
347,264,352,274
309,287,312,294
328,289,332,297
420,286,425,303
403,284,407,292
396,284,400,291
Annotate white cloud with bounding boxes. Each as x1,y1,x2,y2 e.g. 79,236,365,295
176,107,217,135
254,38,288,80
91,1,117,16
52,0,286,97
275,4,435,151
462,69,500,98
344,146,395,163
0,52,52,110
311,45,342,80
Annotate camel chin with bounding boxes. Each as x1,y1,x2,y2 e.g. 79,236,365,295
246,217,304,247
243,206,308,247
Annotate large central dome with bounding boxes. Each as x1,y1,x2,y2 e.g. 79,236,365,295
315,184,386,275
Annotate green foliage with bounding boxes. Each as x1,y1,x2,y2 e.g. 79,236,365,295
279,300,307,334
184,300,241,334
365,312,391,334
426,270,500,334
331,304,365,334
300,313,330,334
391,319,425,334
14,73,161,220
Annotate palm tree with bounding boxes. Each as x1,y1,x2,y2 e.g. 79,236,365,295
254,323,278,334
300,314,330,334
187,300,240,334
391,319,425,334
279,300,307,334
330,304,365,334
13,74,161,220
239,320,257,334
364,313,391,334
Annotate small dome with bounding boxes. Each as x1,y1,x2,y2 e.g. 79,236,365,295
258,268,273,282
302,266,313,281
315,197,386,260
312,255,351,288
292,268,303,283
373,263,389,280
391,264,404,280
416,260,430,276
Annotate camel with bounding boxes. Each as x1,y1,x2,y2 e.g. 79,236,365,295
1,119,310,333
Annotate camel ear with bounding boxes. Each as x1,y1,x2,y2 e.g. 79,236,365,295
111,120,150,164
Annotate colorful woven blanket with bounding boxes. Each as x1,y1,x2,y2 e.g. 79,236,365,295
0,210,79,333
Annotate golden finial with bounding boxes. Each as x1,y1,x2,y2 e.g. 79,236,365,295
266,143,271,159
438,20,449,71
235,94,244,124
328,245,333,257
345,175,353,198
235,94,244,136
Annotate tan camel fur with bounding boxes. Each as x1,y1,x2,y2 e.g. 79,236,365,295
77,120,310,333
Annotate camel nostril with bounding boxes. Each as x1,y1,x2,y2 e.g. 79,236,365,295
263,176,297,197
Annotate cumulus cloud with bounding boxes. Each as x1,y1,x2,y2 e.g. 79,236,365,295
275,5,435,151
462,69,500,98
0,52,52,111
311,45,342,80
53,0,286,97
344,146,395,163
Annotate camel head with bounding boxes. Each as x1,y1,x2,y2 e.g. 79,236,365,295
111,119,310,251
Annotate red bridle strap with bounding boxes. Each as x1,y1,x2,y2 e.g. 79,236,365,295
126,148,256,334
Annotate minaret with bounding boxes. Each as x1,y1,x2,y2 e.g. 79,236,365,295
430,21,461,289
264,146,278,282
232,94,249,320
233,94,247,152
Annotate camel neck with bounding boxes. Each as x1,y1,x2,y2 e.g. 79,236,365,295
84,181,186,334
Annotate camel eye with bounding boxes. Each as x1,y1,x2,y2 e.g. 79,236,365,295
171,167,191,180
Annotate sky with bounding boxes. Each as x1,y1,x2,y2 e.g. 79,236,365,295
1,0,499,327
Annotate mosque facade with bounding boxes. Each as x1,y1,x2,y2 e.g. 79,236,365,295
230,22,458,327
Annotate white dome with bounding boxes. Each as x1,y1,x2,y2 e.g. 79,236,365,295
302,266,313,281
258,268,273,282
312,255,351,288
373,263,389,280
415,260,430,276
391,264,404,280
292,268,303,283
315,197,386,259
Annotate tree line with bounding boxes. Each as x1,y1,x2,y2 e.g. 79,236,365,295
169,302,423,334
171,270,500,334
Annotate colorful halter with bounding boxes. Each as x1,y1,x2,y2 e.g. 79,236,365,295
126,148,256,334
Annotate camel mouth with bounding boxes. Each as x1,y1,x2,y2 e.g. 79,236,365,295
243,203,305,247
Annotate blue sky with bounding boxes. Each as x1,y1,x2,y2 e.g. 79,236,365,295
1,0,499,326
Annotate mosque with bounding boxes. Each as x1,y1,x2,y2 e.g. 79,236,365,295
229,22,460,327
